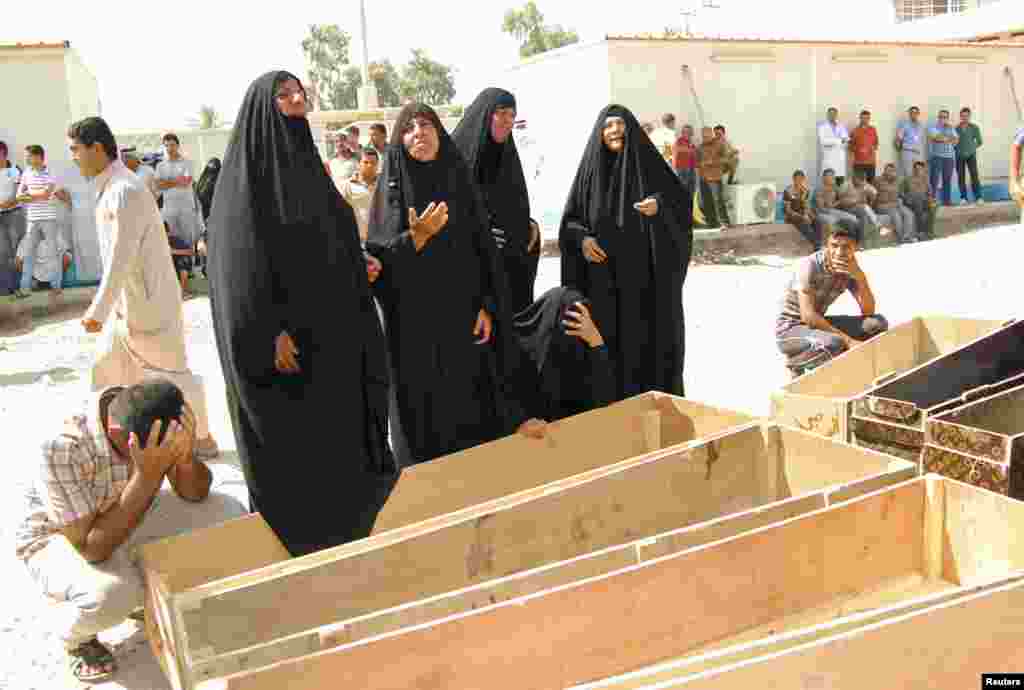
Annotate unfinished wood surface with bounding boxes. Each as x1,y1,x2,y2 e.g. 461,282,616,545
916,315,1004,362
577,573,959,690
182,426,768,661
138,514,291,594
639,578,1024,690
938,381,1024,436
942,478,1024,586
768,392,845,440
205,481,927,690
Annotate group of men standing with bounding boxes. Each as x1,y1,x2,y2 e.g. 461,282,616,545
646,113,739,230
818,105,986,208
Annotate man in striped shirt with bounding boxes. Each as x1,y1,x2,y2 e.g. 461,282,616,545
14,145,69,298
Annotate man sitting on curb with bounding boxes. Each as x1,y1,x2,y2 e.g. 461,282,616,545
14,380,248,682
899,160,938,240
774,224,889,378
836,171,893,248
873,163,917,244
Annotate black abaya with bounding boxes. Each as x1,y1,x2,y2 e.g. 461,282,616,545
367,103,525,467
207,71,396,557
452,88,539,314
559,105,693,400
512,287,615,421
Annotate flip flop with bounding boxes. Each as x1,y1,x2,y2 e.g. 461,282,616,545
68,637,117,682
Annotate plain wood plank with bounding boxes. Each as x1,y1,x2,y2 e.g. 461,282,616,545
917,315,1003,363
576,573,960,690
924,476,946,582
639,578,1024,689
942,478,1024,586
203,481,927,690
193,493,829,683
180,426,769,660
768,393,845,441
138,514,291,594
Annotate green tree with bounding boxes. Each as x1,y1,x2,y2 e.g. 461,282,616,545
399,49,456,105
335,65,363,110
502,1,579,58
369,59,403,107
187,105,224,130
301,24,352,110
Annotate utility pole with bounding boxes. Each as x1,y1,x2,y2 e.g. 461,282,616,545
357,0,379,110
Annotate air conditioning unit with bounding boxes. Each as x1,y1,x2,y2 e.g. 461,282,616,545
726,183,777,226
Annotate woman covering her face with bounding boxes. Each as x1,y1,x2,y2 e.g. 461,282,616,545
194,157,221,223
512,287,615,422
559,104,693,400
452,88,539,314
206,71,396,557
366,102,528,466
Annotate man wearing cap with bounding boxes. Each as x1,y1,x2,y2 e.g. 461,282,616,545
14,379,248,682
121,148,157,200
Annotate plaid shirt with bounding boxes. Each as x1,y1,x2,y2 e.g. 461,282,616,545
15,408,131,561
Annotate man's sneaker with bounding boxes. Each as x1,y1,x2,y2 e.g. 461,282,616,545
194,436,220,460
959,199,969,206
879,226,894,238
976,199,985,206
12,289,30,299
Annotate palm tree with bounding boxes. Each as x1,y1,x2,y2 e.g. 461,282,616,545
187,105,224,130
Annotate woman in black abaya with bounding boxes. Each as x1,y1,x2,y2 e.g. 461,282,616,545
512,287,614,422
207,71,396,557
367,103,531,466
452,88,540,314
559,105,693,400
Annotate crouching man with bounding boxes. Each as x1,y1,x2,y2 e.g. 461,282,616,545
14,380,247,682
774,224,889,377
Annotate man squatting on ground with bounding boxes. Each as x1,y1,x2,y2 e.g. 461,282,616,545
775,223,889,376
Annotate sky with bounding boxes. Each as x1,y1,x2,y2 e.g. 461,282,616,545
4,0,895,132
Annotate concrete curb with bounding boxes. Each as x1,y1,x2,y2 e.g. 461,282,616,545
541,201,1021,259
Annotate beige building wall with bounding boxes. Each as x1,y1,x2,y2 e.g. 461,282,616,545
64,48,101,124
606,39,1024,190
0,47,77,179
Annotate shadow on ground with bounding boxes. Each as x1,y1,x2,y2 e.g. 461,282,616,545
0,367,79,388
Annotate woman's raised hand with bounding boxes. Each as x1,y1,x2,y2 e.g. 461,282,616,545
408,202,449,251
275,331,301,374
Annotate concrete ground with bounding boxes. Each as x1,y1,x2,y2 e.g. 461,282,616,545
0,222,1021,689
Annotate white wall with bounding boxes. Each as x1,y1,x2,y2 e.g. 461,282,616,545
0,49,76,180
64,49,101,124
501,40,613,237
114,128,234,168
607,39,1024,191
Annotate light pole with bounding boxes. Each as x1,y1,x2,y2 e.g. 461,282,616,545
357,0,379,110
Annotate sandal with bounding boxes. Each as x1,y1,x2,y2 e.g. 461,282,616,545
68,637,117,682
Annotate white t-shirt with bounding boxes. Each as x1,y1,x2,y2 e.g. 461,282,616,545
155,158,194,211
649,127,677,161
0,166,20,208
329,157,358,187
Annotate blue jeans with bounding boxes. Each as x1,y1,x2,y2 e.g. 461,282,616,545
20,219,63,291
929,156,955,206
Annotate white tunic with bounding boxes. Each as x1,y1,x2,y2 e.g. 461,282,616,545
817,121,850,177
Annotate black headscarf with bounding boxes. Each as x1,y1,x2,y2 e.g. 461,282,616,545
207,70,394,555
558,104,693,399
366,103,526,465
451,88,531,256
195,157,221,221
512,287,615,421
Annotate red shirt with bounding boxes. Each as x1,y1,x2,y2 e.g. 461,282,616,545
850,125,879,165
673,136,697,172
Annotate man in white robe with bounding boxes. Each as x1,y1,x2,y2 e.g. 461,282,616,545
70,116,220,460
817,106,850,187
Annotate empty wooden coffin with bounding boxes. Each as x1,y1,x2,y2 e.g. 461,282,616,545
770,316,1003,442
141,393,755,689
203,476,1024,690
850,317,1024,460
921,376,1024,499
572,477,1024,690
156,424,916,690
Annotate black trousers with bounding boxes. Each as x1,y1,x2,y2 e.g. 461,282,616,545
956,154,982,202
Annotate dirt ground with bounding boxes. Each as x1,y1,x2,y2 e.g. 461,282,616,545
1,223,1021,689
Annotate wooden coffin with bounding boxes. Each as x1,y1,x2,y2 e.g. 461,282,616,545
850,317,1024,460
769,316,1003,442
142,421,915,690
203,476,1024,690
921,377,1024,499
141,392,754,689
574,477,1024,690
